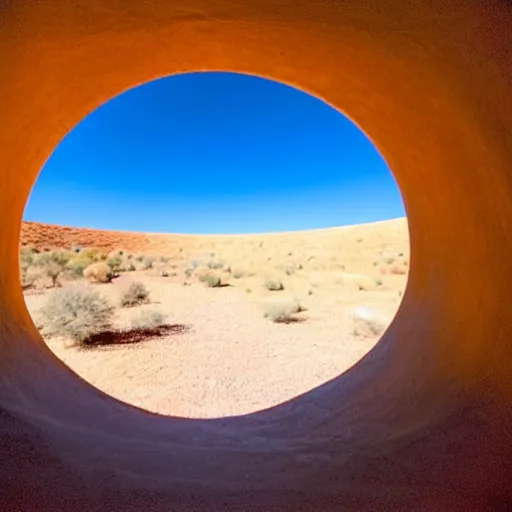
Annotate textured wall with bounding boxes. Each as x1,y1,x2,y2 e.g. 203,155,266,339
1,1,512,510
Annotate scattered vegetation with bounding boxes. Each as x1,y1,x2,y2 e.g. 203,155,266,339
21,231,408,350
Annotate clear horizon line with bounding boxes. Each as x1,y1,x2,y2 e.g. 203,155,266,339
21,216,407,238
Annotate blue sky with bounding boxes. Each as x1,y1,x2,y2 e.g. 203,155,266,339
24,72,404,235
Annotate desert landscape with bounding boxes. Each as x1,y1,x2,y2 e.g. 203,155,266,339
21,217,409,418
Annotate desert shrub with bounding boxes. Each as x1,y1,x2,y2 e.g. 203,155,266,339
39,284,114,343
265,277,284,291
106,256,123,275
80,248,106,261
83,262,114,283
202,273,222,288
160,269,169,277
34,250,72,287
126,262,136,271
71,245,82,254
130,309,167,330
67,247,106,277
263,297,303,323
66,258,90,278
119,281,150,307
22,265,47,289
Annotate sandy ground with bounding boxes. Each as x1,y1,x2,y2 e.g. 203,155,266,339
23,218,409,418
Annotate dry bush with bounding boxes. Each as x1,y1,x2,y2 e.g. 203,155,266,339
265,277,284,291
193,265,211,280
83,262,114,283
67,247,107,278
131,309,167,330
22,265,47,289
39,283,115,344
19,245,37,285
119,281,150,307
263,296,303,323
33,250,72,287
199,273,222,288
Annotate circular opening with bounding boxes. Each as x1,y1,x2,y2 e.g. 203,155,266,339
21,72,409,418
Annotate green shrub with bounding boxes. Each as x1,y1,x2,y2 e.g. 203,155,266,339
66,258,89,278
119,281,150,307
106,256,123,275
39,284,114,344
130,309,167,330
79,248,106,262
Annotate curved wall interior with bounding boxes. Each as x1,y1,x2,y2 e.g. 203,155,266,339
1,1,512,510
